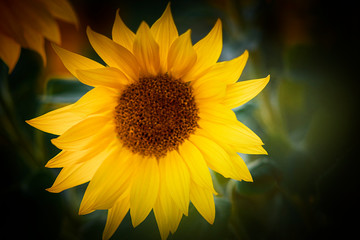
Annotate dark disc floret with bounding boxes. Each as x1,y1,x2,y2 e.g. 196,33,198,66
115,74,199,159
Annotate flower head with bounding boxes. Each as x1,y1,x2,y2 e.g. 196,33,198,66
27,3,269,239
0,0,78,72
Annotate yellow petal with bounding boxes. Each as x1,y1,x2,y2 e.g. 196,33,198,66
198,118,264,146
103,196,130,240
178,140,215,193
151,3,178,73
167,30,197,79
153,200,170,240
154,197,183,238
206,50,249,84
198,101,237,124
196,101,239,152
192,102,267,155
46,165,83,193
76,67,129,89
169,205,182,234
222,75,270,109
0,33,20,73
153,178,171,240
51,116,115,151
196,126,267,155
193,18,222,64
45,150,67,168
52,44,103,78
45,140,107,168
189,134,233,179
38,0,78,27
190,182,215,224
228,153,253,182
112,9,135,52
183,18,222,82
133,21,160,76
233,144,268,155
26,87,118,135
70,87,118,117
159,150,190,215
191,76,226,101
86,27,139,81
190,134,255,181
198,102,263,145
79,147,135,215
46,144,113,193
154,170,183,239
26,104,81,135
45,150,79,168
130,156,160,227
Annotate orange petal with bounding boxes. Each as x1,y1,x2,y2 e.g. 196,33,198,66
0,33,20,73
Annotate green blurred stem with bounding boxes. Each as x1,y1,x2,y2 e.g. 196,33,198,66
0,68,42,169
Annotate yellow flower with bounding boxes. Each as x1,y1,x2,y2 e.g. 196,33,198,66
27,4,269,240
0,0,78,72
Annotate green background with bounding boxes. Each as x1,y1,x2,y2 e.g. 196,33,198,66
1,0,359,239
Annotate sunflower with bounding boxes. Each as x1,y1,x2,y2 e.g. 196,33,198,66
27,3,269,240
0,0,78,72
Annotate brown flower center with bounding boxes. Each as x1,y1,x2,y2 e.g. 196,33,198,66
115,74,199,159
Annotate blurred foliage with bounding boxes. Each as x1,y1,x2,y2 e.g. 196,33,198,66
1,0,359,239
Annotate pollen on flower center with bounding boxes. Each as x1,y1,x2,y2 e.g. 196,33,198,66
115,74,199,159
